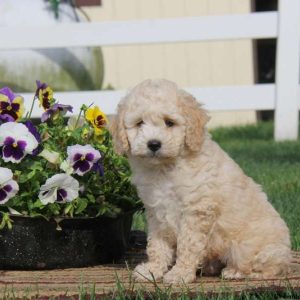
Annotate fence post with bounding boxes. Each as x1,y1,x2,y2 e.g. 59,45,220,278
274,0,300,141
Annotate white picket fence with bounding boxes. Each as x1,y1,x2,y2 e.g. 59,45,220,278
1,0,300,140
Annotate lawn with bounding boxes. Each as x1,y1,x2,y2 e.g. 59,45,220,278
133,122,300,250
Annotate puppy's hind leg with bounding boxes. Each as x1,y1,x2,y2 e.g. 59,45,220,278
251,244,291,279
222,243,291,279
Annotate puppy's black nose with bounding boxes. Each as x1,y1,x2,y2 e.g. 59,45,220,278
147,140,161,152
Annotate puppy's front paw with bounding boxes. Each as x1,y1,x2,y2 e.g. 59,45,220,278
163,266,196,284
133,262,165,282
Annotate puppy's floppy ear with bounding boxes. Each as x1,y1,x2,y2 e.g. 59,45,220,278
109,101,129,155
178,90,210,152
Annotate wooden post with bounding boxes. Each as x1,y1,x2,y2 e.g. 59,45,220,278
275,0,300,141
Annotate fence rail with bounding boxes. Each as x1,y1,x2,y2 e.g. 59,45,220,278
23,83,287,116
1,0,300,140
0,12,278,49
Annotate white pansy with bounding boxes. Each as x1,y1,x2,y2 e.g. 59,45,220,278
0,122,39,163
66,144,101,176
39,174,79,205
0,167,19,204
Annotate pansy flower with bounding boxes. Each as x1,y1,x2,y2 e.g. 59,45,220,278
85,106,108,135
35,80,48,96
92,160,105,177
23,120,42,155
24,120,41,143
41,103,73,122
0,122,39,163
38,174,79,205
0,114,14,124
66,144,101,176
0,87,24,122
35,80,54,110
0,167,19,204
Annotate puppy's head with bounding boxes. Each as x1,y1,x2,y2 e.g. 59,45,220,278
110,79,209,162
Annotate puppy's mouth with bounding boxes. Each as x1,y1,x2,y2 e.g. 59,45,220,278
130,150,176,165
134,151,162,159
133,150,165,159
144,153,174,165
146,150,175,161
148,151,161,158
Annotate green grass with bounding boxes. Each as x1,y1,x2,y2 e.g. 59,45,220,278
133,122,300,250
98,283,300,300
2,283,299,300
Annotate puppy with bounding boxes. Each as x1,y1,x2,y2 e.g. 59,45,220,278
110,79,291,283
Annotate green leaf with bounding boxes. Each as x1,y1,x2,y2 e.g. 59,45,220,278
0,213,13,230
75,199,88,215
86,194,96,203
64,203,74,216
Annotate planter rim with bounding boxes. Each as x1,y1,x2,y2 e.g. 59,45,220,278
7,208,138,221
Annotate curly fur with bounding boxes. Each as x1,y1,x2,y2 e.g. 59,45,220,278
110,79,291,284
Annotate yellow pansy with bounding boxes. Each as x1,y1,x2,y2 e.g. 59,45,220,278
0,87,24,121
38,86,54,110
85,106,108,135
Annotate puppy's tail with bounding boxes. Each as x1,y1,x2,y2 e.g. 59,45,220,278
289,262,300,275
288,251,300,275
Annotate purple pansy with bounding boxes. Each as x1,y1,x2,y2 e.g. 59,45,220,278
67,144,101,176
0,87,24,122
92,160,105,177
38,174,79,204
2,137,27,162
0,167,19,204
24,120,41,143
23,120,42,155
0,122,39,163
35,80,54,110
0,87,15,101
41,103,73,122
0,114,14,124
35,80,48,97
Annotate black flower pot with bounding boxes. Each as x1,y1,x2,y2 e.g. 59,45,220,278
0,212,133,270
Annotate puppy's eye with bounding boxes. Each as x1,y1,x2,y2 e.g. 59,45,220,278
165,119,175,127
136,120,144,127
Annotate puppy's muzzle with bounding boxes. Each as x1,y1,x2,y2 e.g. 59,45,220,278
147,140,162,152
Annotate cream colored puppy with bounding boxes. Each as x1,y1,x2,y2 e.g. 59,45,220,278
110,79,291,284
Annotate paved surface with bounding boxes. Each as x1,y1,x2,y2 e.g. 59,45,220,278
0,250,299,298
